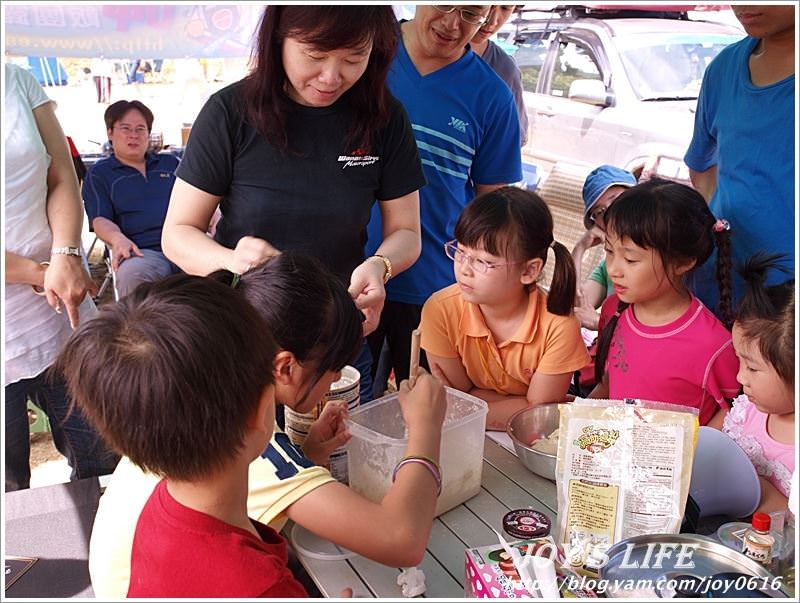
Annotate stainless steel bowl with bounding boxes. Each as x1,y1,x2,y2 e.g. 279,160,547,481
506,404,563,481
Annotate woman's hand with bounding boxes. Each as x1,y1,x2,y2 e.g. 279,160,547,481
229,236,281,275
109,233,144,271
44,254,97,328
348,257,387,336
303,400,351,466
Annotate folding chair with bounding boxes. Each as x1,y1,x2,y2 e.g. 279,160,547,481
86,235,115,303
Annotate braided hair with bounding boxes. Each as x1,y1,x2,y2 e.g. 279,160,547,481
594,178,733,384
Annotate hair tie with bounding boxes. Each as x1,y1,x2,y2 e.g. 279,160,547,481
713,219,730,233
549,240,557,250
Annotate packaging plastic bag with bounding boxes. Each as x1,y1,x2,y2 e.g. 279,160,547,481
554,398,699,573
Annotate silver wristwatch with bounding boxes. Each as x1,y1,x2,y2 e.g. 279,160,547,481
51,246,82,257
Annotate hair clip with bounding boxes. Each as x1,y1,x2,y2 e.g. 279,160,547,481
230,273,241,288
713,219,731,233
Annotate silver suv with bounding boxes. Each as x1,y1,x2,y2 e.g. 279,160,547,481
512,12,743,183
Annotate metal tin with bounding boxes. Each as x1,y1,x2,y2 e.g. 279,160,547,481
503,509,552,539
598,533,786,598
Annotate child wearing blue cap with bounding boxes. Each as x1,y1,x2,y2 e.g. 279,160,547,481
571,164,637,330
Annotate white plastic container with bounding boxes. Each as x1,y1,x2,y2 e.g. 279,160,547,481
346,387,488,516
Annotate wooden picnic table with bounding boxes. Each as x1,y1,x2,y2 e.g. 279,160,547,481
287,435,557,598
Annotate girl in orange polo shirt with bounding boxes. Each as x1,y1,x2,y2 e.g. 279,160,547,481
421,187,590,430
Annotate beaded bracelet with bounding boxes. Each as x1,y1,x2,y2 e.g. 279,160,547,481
392,456,442,496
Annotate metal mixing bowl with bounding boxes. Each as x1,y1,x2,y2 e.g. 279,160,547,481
506,404,564,481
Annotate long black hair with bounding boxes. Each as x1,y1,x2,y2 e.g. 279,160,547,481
212,253,364,405
594,179,733,384
242,6,398,153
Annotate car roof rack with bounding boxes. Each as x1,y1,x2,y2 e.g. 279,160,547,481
553,4,690,20
510,4,694,41
515,4,692,20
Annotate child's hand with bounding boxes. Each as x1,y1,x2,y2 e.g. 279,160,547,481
573,290,600,331
398,369,446,432
303,400,351,466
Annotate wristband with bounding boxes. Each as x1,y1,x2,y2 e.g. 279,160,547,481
51,246,82,258
392,456,442,496
370,254,392,284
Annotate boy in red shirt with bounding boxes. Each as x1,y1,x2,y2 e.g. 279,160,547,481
56,274,307,597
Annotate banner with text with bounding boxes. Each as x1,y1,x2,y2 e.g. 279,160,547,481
4,4,262,58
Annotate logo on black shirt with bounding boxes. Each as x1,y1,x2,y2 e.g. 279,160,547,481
338,147,379,169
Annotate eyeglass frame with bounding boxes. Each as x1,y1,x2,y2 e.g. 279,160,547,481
443,240,525,274
588,205,609,227
113,125,150,136
431,5,490,26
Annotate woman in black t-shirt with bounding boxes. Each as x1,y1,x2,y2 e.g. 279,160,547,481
162,6,425,348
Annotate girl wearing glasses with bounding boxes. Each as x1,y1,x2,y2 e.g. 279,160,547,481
420,187,590,430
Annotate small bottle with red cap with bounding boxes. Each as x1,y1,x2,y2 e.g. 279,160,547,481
741,512,775,565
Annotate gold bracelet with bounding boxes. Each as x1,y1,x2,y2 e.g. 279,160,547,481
370,254,392,284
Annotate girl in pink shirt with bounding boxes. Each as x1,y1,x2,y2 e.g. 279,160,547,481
591,179,739,425
719,254,794,513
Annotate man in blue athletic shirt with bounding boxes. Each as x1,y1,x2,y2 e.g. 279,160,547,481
684,5,794,317
366,5,523,389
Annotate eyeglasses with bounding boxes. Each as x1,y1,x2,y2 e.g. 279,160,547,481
589,205,608,227
115,125,149,136
444,241,523,274
432,5,489,26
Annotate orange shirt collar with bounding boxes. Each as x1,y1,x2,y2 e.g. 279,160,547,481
458,288,543,345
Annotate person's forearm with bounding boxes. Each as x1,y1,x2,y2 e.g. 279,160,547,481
5,251,47,286
162,223,234,276
92,217,126,246
689,166,717,204
373,227,420,276
46,181,84,249
470,388,531,431
571,241,589,276
756,476,788,514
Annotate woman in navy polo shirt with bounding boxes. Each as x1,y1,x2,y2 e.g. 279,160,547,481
82,100,181,299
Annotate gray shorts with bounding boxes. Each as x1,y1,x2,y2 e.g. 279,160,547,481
113,248,180,299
